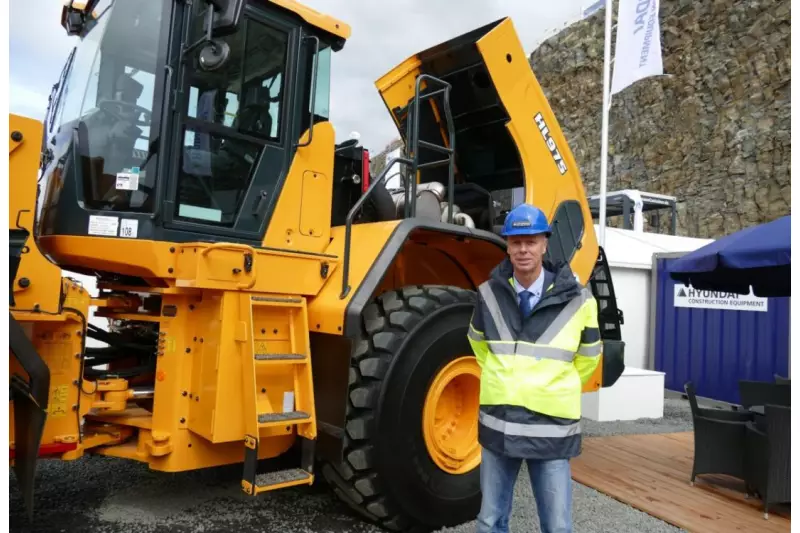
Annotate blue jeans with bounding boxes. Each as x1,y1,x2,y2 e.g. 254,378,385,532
476,446,572,533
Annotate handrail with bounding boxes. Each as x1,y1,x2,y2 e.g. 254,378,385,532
338,73,457,300
405,74,456,222
295,35,320,149
340,156,413,299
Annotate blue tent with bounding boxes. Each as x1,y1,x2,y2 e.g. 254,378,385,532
668,215,790,297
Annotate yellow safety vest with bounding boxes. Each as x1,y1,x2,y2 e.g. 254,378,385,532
468,258,602,459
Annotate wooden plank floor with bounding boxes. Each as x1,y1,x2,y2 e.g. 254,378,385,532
571,432,790,533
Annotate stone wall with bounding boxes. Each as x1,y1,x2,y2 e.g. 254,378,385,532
529,0,791,237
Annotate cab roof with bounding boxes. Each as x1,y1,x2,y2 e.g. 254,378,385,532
269,0,351,40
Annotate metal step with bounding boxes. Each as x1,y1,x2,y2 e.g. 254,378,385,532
251,295,303,305
258,411,310,426
252,468,312,494
254,353,306,362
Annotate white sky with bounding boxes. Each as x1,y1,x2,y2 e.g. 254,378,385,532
8,0,595,152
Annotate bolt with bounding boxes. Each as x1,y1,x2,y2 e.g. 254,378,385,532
182,391,188,397
18,278,30,288
189,304,195,311
180,417,186,424
168,268,174,274
11,131,22,142
185,348,191,353
195,397,199,402
273,329,278,334
261,388,266,393
170,247,175,253
200,338,204,343
189,393,193,398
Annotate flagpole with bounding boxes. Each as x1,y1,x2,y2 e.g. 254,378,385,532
598,0,613,249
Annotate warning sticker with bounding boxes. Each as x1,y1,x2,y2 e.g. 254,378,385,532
115,167,140,190
282,391,295,413
48,385,69,418
88,215,119,236
120,219,138,239
673,284,768,312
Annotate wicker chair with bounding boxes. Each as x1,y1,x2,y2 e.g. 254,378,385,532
684,381,753,485
738,380,791,410
744,404,791,519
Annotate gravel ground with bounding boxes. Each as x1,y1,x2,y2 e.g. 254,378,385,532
10,397,694,533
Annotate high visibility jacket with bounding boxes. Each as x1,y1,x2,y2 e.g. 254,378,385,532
468,258,602,460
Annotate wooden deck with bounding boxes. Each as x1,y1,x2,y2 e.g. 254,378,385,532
571,432,790,533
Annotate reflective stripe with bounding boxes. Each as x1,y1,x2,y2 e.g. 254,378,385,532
536,287,591,344
515,343,575,362
485,341,575,362
479,282,513,341
577,342,602,357
479,412,581,438
468,326,484,342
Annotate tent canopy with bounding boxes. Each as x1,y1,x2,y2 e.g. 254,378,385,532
667,215,790,297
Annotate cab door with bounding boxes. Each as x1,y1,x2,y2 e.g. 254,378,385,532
162,2,311,243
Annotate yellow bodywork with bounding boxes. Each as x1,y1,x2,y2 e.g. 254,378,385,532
9,3,618,523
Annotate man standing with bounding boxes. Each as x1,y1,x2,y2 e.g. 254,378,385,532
467,203,602,533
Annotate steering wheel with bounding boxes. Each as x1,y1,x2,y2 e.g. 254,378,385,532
97,99,152,127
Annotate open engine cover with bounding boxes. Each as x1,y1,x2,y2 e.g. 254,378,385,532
374,17,599,284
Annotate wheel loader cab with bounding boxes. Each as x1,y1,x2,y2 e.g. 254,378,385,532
37,0,348,275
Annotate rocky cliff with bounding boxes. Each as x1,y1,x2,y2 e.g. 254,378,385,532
529,0,791,237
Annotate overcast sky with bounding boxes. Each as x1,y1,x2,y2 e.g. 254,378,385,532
9,0,594,152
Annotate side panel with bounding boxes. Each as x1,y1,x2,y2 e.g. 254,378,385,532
9,114,62,314
262,122,336,254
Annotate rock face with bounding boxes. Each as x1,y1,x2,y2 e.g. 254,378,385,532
529,0,791,237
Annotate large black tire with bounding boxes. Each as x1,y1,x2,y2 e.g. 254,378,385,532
321,285,482,532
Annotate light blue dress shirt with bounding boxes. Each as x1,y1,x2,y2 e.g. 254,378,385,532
513,268,545,312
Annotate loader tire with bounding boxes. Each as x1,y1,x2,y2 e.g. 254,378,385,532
322,285,482,532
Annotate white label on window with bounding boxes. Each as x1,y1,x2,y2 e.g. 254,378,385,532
88,215,118,236
115,167,140,190
120,219,139,239
282,391,295,413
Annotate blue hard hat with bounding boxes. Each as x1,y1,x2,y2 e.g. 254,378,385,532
501,203,551,237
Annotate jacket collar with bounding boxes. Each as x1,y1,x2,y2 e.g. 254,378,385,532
490,256,583,307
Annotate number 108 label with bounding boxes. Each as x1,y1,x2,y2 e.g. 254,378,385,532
120,219,139,239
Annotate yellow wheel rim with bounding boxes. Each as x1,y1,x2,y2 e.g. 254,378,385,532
422,355,481,475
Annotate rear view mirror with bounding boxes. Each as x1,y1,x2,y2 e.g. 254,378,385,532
184,0,243,68
207,0,244,36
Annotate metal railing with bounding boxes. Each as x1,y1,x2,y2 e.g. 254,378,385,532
339,74,457,300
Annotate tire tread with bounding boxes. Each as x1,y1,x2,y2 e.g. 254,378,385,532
321,285,476,531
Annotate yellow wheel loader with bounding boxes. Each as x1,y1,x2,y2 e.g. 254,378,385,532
9,0,625,530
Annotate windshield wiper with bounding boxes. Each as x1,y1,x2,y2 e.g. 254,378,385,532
41,47,77,169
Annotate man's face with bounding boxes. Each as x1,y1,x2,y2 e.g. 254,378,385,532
507,234,548,275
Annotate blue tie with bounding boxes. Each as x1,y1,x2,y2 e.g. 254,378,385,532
519,290,532,318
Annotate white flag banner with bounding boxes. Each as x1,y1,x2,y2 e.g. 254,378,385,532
611,0,664,95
